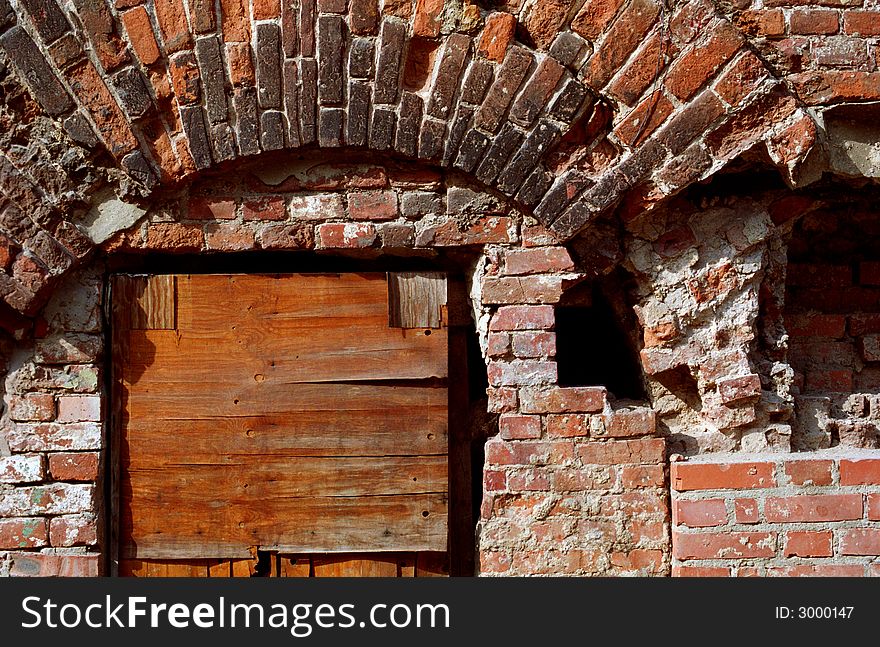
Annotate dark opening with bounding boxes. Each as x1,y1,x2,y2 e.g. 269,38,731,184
555,275,647,400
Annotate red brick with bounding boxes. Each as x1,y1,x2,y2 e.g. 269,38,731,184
668,0,715,44
253,0,280,19
850,314,880,336
502,247,574,275
189,197,237,220
507,468,551,492
48,452,100,482
577,438,666,466
736,10,785,37
226,42,255,86
765,494,863,523
478,12,516,62
583,0,661,89
839,528,880,556
602,491,668,516
546,414,590,438
121,7,161,66
50,514,98,547
8,552,99,577
348,190,399,221
350,0,379,35
0,518,48,549
220,0,250,42
481,276,565,305
601,408,656,438
607,32,675,106
869,493,880,521
729,501,757,527
486,440,573,466
843,10,880,36
315,223,377,249
487,332,510,357
767,564,865,577
665,22,742,100
67,60,139,156
672,565,730,577
613,91,675,147
860,261,880,285
415,216,513,246
610,549,664,573
621,464,665,488
671,461,775,491
487,386,518,413
0,455,44,484
511,331,556,358
243,197,286,221
499,414,541,440
145,222,205,251
153,0,192,53
56,395,101,422
571,0,626,41
552,468,614,491
784,531,833,558
785,460,834,486
674,498,727,527
205,223,255,251
790,9,839,35
673,531,776,559
412,0,443,37
839,459,880,485
9,393,56,422
489,305,555,332
786,313,847,338
717,374,762,404
484,469,507,492
519,386,606,413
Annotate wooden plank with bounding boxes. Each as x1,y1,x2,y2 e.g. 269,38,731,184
388,272,447,328
123,456,448,498
121,493,448,559
119,559,209,577
399,554,416,577
278,556,311,577
207,560,232,577
125,324,448,384
416,552,449,577
231,559,256,577
313,555,399,577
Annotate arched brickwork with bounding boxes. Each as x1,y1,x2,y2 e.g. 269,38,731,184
0,0,821,318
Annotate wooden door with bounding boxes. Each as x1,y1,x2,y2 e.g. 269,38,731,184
111,273,451,577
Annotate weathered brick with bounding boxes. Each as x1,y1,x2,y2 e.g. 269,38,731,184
601,408,656,438
0,518,48,549
316,222,377,249
188,0,216,32
112,68,153,119
622,464,665,488
227,42,255,87
481,276,565,305
784,531,833,558
736,9,785,37
48,452,100,481
395,92,423,157
734,498,759,524
318,107,344,147
221,0,250,42
348,190,398,221
72,0,130,71
0,484,94,517
299,58,318,145
675,530,777,561
349,38,375,79
474,47,534,133
35,335,102,364
8,552,99,577
499,414,542,440
56,395,101,422
243,197,286,221
179,106,214,169
9,393,56,422
674,499,727,528
583,0,661,89
510,57,566,128
205,222,255,251
370,107,396,150
416,215,513,246
50,513,98,547
489,305,555,332
256,223,314,250
766,494,863,523
577,438,666,465
427,33,470,120
487,360,557,387
671,461,775,491
475,124,525,185
656,90,725,155
503,247,574,275
839,459,880,485
374,18,406,104
672,565,731,577
461,60,494,105
496,121,561,196
511,331,556,358
549,31,590,68
317,16,344,105
234,87,261,155
519,386,606,413
790,8,839,35
0,455,45,484
19,0,71,42
717,374,762,404
256,23,283,109
67,60,139,155
0,27,75,117
546,414,590,438
413,0,443,37
350,0,379,35
571,0,625,41
170,51,201,105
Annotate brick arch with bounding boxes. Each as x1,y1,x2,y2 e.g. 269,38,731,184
0,0,819,318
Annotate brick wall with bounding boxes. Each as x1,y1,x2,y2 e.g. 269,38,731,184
672,454,880,576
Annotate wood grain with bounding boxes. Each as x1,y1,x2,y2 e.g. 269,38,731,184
388,272,447,328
